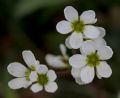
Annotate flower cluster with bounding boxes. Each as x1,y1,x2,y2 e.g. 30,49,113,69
7,6,113,93
7,50,58,93
56,6,113,84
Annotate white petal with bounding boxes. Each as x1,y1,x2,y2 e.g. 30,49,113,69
80,10,97,24
56,20,72,34
47,70,57,81
45,82,58,93
69,54,86,68
84,25,100,39
45,54,67,68
71,67,81,78
22,50,37,68
69,32,83,49
60,44,66,56
7,62,27,77
23,81,32,88
81,40,96,55
64,6,78,22
75,78,86,85
65,36,72,49
8,78,30,89
30,83,43,93
96,71,102,79
29,71,38,82
37,65,48,74
80,66,95,84
96,61,112,78
97,27,106,37
93,38,107,50
97,46,113,60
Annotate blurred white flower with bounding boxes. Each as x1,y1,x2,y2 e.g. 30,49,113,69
30,65,58,93
7,50,40,89
69,41,113,84
56,6,100,49
45,44,69,69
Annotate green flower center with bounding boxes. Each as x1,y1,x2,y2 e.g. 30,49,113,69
86,53,100,67
72,20,84,33
25,69,31,81
25,65,35,81
30,65,36,71
37,74,48,85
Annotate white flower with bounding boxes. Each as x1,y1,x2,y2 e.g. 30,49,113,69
69,41,113,84
45,44,69,69
7,50,40,89
30,65,58,93
65,27,106,49
56,6,100,49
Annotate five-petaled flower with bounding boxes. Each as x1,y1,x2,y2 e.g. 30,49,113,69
69,41,113,84
30,65,58,93
7,50,40,89
56,6,100,49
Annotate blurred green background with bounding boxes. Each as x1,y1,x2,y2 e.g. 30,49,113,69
0,0,120,98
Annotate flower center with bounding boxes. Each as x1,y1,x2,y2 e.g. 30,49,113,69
86,53,100,67
30,65,36,71
37,74,48,85
72,20,84,33
25,66,36,81
25,69,31,81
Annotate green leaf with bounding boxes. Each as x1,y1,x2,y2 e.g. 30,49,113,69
13,0,69,19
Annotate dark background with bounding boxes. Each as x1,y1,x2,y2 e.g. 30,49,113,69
0,0,120,98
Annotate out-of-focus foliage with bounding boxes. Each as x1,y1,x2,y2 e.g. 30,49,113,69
0,0,120,98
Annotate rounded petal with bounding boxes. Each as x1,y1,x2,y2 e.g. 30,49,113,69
29,71,38,82
45,54,67,68
93,38,107,50
69,32,83,49
64,6,78,22
37,65,48,74
69,54,86,68
22,50,37,68
45,82,58,93
60,44,66,56
47,70,57,81
84,25,100,39
96,61,112,78
56,20,72,34
71,67,81,78
97,46,113,60
65,36,72,49
7,62,27,77
81,40,96,55
96,71,102,79
75,78,86,85
97,27,106,37
8,78,30,89
30,83,43,93
80,66,95,84
80,10,97,24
